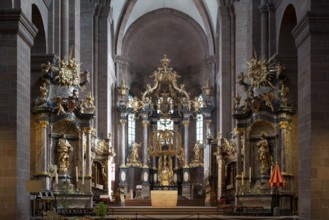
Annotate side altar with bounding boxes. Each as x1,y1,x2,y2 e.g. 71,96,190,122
31,53,116,208
213,54,295,214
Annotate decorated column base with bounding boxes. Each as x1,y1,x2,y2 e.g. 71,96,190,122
181,168,191,199
142,168,150,199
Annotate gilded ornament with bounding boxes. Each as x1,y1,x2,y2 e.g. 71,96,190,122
126,142,142,167
55,58,80,87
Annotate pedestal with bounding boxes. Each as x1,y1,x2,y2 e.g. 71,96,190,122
142,168,150,198
182,168,191,198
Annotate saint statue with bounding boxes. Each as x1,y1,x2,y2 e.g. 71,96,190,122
257,133,273,175
190,141,203,166
127,142,142,166
159,156,173,186
57,134,72,174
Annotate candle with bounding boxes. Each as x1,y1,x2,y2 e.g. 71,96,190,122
241,172,244,185
76,166,79,183
249,167,251,183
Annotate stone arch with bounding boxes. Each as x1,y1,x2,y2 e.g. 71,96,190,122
277,4,299,213
278,4,297,108
121,8,209,97
31,4,46,54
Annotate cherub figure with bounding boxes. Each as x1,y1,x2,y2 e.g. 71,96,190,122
54,96,66,115
39,82,48,102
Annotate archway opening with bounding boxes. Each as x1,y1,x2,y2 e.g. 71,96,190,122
278,4,298,214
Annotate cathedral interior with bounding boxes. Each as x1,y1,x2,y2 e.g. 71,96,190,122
0,0,329,219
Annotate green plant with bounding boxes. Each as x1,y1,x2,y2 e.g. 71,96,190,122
94,202,109,217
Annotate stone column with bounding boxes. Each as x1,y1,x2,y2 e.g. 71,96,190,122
267,1,276,57
120,119,127,167
0,9,37,219
61,0,69,59
34,120,50,190
279,121,292,174
259,0,269,59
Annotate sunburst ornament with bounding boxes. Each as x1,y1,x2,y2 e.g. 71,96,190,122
246,52,275,89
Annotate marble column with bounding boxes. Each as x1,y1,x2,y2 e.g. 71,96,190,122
142,120,149,168
120,119,127,167
84,128,92,177
259,0,269,59
182,120,190,168
61,0,69,59
174,124,179,169
79,130,85,186
204,120,211,178
182,120,191,198
234,128,243,177
215,154,223,200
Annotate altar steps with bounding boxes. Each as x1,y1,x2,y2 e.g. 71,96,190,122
125,198,205,206
110,206,218,216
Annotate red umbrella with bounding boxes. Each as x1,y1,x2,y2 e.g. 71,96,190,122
268,162,286,188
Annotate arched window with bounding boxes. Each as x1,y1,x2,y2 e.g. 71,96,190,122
196,113,203,144
127,96,136,148
196,95,204,143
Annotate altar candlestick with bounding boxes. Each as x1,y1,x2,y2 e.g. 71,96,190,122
76,166,78,183
249,167,251,183
241,172,244,185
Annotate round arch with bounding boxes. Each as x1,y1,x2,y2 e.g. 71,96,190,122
31,4,46,54
121,8,210,97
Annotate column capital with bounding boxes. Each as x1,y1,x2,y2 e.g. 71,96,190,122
182,121,190,127
205,119,212,125
142,120,149,127
233,127,244,136
82,127,92,133
120,119,127,125
34,120,49,128
279,121,289,129
258,5,268,14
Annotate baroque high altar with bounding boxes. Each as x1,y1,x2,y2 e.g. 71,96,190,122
31,52,295,213
116,55,215,200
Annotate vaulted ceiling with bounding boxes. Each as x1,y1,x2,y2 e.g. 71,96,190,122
112,0,218,96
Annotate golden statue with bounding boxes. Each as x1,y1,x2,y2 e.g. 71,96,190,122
257,133,273,175
127,142,142,167
190,141,203,167
158,156,173,186
57,134,72,174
